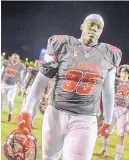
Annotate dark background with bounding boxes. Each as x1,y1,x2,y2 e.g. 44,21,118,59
1,1,129,63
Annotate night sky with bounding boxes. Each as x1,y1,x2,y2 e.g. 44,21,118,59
1,1,129,63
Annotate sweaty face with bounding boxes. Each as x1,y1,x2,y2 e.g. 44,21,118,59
81,19,104,45
11,56,19,64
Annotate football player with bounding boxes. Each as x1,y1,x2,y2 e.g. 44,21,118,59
97,65,129,160
1,53,26,121
23,60,41,96
17,14,122,160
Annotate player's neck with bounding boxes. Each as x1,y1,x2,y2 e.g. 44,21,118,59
11,61,17,65
79,37,98,47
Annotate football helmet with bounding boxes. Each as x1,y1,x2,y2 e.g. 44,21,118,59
4,130,38,160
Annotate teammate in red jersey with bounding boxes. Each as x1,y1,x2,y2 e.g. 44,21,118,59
97,65,129,159
1,53,26,121
15,14,122,160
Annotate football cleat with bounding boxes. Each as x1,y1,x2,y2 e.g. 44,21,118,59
8,114,12,122
125,122,129,135
96,150,106,158
4,130,38,160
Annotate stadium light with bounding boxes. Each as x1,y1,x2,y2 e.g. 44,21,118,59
41,49,46,53
26,58,28,61
2,52,6,56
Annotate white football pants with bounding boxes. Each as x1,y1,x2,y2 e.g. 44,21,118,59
42,105,98,160
1,82,17,114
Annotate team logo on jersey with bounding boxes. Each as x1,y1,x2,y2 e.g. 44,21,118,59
108,44,120,54
71,50,77,57
5,66,17,77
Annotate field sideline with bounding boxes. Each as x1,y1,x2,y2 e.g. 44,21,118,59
1,94,129,160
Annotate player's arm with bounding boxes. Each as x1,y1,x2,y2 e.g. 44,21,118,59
99,97,103,115
98,44,122,136
18,68,57,133
102,45,122,122
1,60,8,80
17,35,66,133
19,70,25,93
102,68,116,124
22,72,50,113
18,64,26,95
24,73,33,91
23,72,30,88
1,65,5,80
98,68,116,136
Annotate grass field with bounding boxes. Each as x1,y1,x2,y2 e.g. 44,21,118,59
1,94,129,160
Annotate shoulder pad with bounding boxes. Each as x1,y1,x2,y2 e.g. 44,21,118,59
46,35,69,59
106,44,122,67
107,44,121,55
51,35,66,40
48,35,68,42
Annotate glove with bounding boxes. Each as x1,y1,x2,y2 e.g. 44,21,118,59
97,123,110,136
17,112,32,133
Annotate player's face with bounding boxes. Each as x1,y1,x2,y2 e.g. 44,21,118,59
120,70,129,80
81,19,104,45
11,56,19,64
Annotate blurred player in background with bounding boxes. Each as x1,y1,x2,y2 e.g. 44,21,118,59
1,53,26,121
23,60,41,96
97,65,129,160
17,14,122,160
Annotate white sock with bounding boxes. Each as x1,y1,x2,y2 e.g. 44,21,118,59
115,144,124,160
8,101,14,114
102,137,109,152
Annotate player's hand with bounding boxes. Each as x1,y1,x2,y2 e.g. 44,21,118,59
17,112,32,133
97,123,110,136
18,91,22,96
